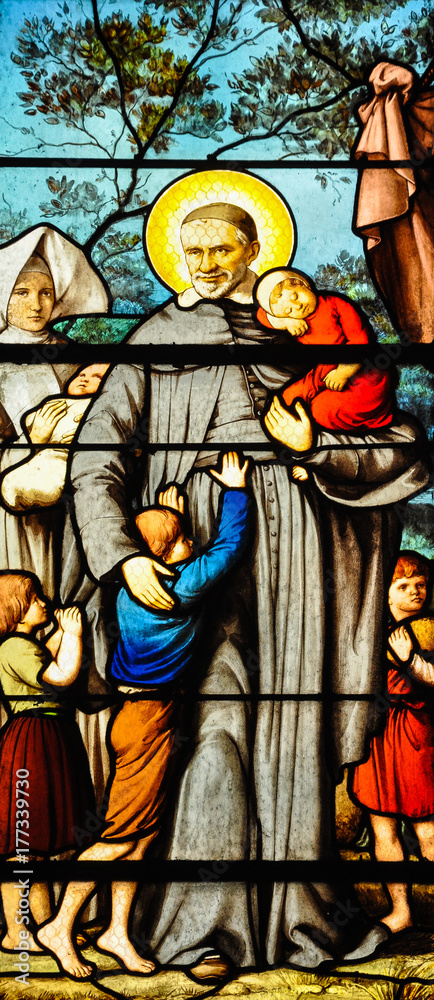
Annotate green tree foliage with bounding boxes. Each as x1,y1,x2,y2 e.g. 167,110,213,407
224,0,433,158
314,250,396,341
8,1,433,293
13,6,225,153
0,196,29,244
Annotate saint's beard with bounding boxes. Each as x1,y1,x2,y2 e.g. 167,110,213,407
191,260,248,299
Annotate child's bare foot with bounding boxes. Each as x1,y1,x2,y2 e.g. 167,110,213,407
37,920,94,979
96,929,156,974
380,911,413,934
1,932,43,953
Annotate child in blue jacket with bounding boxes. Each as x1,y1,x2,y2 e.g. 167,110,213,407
38,452,251,979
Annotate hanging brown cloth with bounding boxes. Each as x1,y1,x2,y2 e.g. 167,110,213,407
353,61,434,343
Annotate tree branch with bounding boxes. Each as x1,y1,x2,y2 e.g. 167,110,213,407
95,243,141,266
90,0,144,155
278,0,361,87
210,84,355,158
137,0,221,159
196,22,281,70
84,200,150,252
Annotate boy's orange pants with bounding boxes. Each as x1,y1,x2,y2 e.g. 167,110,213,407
101,697,177,843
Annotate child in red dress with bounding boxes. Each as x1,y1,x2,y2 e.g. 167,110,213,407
351,551,434,934
0,572,95,953
256,269,393,477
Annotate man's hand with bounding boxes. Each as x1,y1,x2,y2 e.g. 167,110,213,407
323,363,360,392
158,485,185,514
210,451,249,488
389,626,414,663
122,555,175,610
282,317,308,338
28,399,67,444
264,397,313,452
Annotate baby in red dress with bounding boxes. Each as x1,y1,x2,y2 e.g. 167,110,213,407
350,551,434,935
256,268,393,479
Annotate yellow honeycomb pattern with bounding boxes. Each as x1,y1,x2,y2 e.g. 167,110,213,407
145,170,295,293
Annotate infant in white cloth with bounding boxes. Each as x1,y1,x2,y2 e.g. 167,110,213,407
1,364,109,511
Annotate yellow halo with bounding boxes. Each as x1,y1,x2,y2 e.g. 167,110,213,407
145,169,296,293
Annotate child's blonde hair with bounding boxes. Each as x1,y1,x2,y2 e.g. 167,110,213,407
0,573,39,638
135,508,183,561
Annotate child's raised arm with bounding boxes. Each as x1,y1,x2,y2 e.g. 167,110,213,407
209,452,249,489
158,484,185,513
42,607,83,687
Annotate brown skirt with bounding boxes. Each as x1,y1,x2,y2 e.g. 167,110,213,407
102,697,177,842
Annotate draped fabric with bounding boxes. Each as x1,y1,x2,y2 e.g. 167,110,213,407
67,298,428,968
354,62,434,342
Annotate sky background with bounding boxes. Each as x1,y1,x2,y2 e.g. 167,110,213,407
0,0,432,551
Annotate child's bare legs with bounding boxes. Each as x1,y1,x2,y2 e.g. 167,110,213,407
37,837,155,977
370,814,412,933
29,880,52,927
413,819,434,861
1,857,51,952
96,836,155,972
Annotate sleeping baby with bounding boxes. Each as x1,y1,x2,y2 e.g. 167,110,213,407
0,364,110,512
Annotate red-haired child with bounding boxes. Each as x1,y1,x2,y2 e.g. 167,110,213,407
351,551,434,934
0,572,95,953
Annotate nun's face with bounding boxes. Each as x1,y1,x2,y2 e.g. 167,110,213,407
7,271,55,331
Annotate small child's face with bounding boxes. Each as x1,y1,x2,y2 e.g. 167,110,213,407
269,276,317,319
388,574,427,619
68,364,110,396
165,532,194,564
20,592,49,630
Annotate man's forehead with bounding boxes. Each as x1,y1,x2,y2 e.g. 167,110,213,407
180,218,243,244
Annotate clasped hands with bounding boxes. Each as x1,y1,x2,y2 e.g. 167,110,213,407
54,606,83,635
389,626,414,664
122,452,249,611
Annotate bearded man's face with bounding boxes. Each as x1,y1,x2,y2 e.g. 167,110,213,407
180,219,258,299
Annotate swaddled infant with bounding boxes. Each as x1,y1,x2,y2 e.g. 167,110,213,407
0,364,109,511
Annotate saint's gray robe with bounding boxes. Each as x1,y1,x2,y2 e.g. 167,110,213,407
66,299,428,968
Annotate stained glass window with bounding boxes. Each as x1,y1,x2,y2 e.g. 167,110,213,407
0,3,433,998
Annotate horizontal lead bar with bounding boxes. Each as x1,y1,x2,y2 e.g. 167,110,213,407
0,860,432,881
0,157,431,169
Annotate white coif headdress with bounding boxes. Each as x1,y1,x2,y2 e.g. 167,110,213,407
0,225,109,334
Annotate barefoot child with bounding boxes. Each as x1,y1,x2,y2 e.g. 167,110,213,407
351,551,434,934
0,573,95,953
39,451,252,979
256,268,394,481
0,364,110,512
